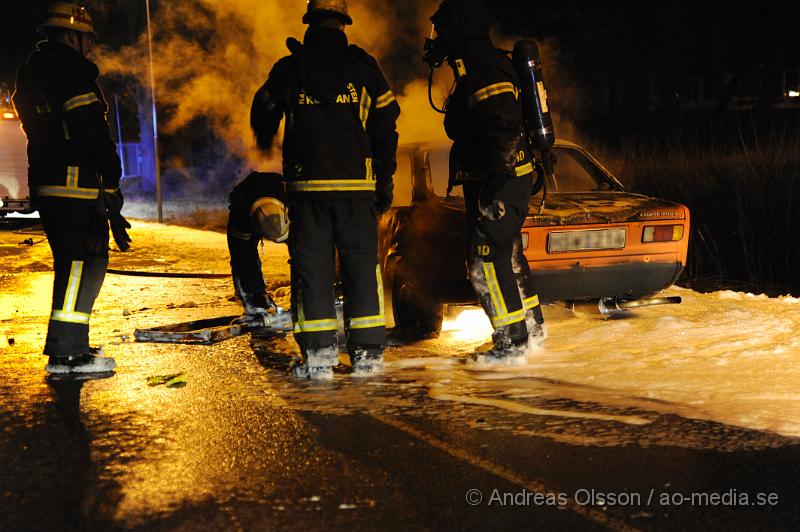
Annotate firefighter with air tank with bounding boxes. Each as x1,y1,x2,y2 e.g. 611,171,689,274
424,0,548,362
250,0,400,379
13,2,130,375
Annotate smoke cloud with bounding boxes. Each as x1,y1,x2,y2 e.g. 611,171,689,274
96,0,447,173
95,1,578,178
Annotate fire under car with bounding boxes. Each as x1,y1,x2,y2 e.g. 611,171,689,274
379,139,690,336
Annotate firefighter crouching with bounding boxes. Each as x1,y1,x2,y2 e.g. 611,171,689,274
227,171,288,324
425,0,546,362
13,2,130,374
250,0,400,379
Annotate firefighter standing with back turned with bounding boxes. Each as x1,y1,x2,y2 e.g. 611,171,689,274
250,0,400,379
13,2,130,374
425,0,546,362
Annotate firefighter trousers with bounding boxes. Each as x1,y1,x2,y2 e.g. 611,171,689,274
463,175,542,346
288,197,385,353
227,222,269,312
38,198,109,357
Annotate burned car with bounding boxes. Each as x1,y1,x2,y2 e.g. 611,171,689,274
0,100,31,216
379,140,690,335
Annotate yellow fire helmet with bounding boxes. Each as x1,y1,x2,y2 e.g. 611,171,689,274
250,197,290,243
302,0,352,25
38,2,98,39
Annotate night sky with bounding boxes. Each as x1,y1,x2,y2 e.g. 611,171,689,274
3,0,800,139
4,1,799,86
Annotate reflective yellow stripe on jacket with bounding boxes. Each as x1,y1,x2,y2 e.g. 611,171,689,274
468,82,519,108
375,90,396,109
359,87,372,129
515,162,533,176
66,166,79,188
34,186,117,200
286,180,376,193
63,92,100,112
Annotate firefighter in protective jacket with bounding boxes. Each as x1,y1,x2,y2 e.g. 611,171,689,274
426,0,546,361
13,2,128,374
250,0,400,378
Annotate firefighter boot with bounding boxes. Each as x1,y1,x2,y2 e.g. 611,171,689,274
45,352,117,374
469,321,529,365
525,307,547,349
292,345,339,380
349,345,384,376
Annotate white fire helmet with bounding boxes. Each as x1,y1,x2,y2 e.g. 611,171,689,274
250,197,289,243
38,2,99,38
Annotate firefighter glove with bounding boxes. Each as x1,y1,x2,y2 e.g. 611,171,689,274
478,180,506,221
102,190,132,252
375,180,393,214
85,192,110,255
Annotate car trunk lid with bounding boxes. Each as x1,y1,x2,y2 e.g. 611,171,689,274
525,192,686,227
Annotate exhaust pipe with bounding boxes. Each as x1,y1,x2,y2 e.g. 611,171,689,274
568,296,682,318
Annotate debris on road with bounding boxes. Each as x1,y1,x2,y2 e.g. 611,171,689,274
147,372,187,388
134,311,293,344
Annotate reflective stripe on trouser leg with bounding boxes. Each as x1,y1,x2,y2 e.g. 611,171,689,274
45,255,108,356
481,262,525,328
292,280,338,350
511,235,544,324
347,265,387,331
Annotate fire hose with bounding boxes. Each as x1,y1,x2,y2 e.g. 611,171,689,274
106,268,230,279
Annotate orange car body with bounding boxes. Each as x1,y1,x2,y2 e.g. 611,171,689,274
380,139,690,333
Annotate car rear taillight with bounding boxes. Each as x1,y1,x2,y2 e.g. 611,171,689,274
2,112,15,119
642,225,683,242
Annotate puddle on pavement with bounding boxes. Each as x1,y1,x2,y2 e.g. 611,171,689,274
247,322,792,453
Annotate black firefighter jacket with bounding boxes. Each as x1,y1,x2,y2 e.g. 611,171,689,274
250,26,400,198
444,41,533,186
13,41,121,203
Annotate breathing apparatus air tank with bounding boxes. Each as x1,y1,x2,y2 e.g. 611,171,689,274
512,39,554,205
512,40,555,151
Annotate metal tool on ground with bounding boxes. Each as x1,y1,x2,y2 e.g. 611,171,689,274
135,308,294,344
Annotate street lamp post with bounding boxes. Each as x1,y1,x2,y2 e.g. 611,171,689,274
144,0,162,222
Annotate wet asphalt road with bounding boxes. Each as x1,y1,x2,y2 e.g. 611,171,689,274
2,220,800,531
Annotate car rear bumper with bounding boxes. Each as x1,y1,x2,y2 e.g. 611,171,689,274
0,198,32,215
531,261,684,303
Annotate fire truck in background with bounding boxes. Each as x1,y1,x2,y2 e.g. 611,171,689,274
0,85,32,216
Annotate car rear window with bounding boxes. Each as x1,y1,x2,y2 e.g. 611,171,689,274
550,147,609,192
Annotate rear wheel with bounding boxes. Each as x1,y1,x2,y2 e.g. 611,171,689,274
391,263,443,339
